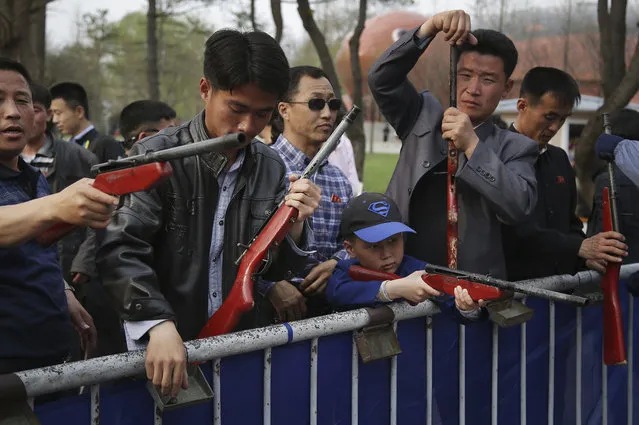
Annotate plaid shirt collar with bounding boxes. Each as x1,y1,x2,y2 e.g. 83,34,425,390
272,134,329,171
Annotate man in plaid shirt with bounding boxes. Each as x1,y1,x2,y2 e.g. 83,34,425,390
257,66,353,321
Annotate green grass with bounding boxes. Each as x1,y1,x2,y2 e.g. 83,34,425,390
362,153,399,194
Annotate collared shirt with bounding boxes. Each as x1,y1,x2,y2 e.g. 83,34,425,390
71,125,95,149
20,135,55,177
208,149,245,317
255,135,352,295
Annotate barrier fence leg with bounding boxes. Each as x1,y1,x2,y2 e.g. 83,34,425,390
548,301,555,425
459,324,466,425
426,317,433,425
264,348,271,425
390,322,398,425
520,298,527,425
214,359,221,425
310,338,318,425
352,331,359,425
576,307,582,425
491,324,498,425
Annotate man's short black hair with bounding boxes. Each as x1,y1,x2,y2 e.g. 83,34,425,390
203,29,290,99
119,100,177,139
520,67,581,108
610,108,639,140
49,82,90,120
30,83,52,109
0,57,32,86
282,66,330,102
459,29,518,79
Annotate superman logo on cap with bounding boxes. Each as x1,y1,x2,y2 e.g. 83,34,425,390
368,201,390,217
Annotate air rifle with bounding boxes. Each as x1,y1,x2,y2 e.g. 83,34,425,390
598,113,626,366
36,133,248,246
198,106,361,339
348,264,590,306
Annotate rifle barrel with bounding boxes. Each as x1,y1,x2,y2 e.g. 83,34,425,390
92,133,247,174
423,264,589,305
300,106,360,180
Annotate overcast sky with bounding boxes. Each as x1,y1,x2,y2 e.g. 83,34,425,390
46,0,478,48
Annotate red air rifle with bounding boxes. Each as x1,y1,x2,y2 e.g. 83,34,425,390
599,112,626,366
348,265,503,304
347,263,590,306
198,106,361,339
36,133,248,246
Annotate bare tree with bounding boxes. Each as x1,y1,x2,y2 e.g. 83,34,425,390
296,0,343,100
271,0,283,43
574,0,639,213
348,0,367,178
0,0,51,81
147,0,160,100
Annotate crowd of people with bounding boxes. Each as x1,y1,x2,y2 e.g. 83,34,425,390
0,8,638,403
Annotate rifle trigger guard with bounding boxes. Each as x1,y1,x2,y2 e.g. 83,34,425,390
254,250,273,276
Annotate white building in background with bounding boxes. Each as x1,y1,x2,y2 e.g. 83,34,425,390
494,95,639,161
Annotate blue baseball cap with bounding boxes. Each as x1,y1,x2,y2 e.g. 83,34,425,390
339,192,415,243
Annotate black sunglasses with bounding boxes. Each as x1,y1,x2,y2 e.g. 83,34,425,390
289,98,342,112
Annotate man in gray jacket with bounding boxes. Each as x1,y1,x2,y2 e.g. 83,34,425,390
368,9,538,278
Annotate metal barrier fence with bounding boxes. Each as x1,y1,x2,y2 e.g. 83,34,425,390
1,264,638,425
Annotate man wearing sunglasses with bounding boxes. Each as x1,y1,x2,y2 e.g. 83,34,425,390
256,66,353,322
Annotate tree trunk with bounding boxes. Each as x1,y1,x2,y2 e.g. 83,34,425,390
270,0,283,43
296,0,342,100
348,0,367,180
27,0,47,82
147,0,160,101
250,0,257,31
597,0,627,97
0,0,32,62
574,39,639,215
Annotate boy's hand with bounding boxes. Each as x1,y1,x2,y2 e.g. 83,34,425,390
386,271,442,304
454,285,486,311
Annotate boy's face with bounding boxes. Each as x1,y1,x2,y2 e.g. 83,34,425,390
345,234,404,275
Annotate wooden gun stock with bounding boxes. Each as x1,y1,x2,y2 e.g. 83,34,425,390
36,162,173,247
348,265,504,303
197,205,298,338
601,186,627,365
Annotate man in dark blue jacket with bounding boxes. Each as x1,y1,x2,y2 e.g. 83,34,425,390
0,58,118,373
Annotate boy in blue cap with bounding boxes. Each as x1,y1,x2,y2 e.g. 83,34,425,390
326,192,485,322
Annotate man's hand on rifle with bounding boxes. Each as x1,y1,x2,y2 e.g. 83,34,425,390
442,108,480,158
417,10,478,46
268,280,307,322
51,178,119,228
300,259,338,296
579,231,627,273
146,321,189,398
385,271,442,304
285,174,321,243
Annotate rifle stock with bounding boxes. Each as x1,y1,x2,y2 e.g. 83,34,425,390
198,205,298,338
601,186,626,365
348,265,503,303
36,163,173,246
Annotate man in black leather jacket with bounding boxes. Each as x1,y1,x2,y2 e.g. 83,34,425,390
96,29,321,398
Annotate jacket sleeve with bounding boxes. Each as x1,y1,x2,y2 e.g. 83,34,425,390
96,143,175,323
615,139,639,187
457,133,538,225
326,260,383,307
368,27,431,141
